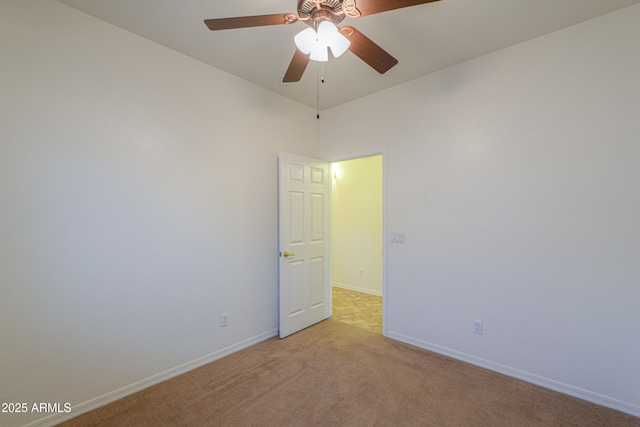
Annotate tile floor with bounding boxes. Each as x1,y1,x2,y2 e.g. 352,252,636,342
332,287,382,334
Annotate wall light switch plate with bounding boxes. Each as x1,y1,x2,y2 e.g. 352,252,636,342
390,232,406,243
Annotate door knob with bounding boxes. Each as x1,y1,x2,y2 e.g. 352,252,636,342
283,251,295,258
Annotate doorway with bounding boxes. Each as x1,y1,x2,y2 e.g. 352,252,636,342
330,154,384,334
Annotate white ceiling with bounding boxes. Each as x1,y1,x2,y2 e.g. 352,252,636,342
57,0,640,110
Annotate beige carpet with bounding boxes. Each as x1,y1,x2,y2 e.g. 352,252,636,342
60,319,639,427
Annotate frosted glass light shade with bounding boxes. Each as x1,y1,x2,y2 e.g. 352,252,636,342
310,45,329,62
294,21,350,63
294,27,316,54
317,21,350,58
328,31,350,57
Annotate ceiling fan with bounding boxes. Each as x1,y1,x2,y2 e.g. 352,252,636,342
204,0,442,83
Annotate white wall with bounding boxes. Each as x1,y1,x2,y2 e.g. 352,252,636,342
332,156,383,296
0,1,318,426
320,4,640,417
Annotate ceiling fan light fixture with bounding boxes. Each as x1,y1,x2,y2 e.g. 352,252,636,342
294,21,350,63
206,0,439,83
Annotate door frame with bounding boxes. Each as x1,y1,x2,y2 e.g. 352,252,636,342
329,148,388,336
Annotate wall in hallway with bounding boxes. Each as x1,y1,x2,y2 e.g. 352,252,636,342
332,156,383,296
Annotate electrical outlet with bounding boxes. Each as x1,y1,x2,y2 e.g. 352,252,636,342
359,268,364,277
473,320,483,335
219,313,229,327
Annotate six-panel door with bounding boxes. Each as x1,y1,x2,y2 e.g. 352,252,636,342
279,152,330,338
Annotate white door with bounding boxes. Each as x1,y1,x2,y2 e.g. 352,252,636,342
279,152,331,338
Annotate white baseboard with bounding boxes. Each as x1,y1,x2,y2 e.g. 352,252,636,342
333,282,382,297
387,330,640,418
25,328,279,427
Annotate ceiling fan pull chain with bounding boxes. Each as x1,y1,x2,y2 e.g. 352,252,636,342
316,61,320,119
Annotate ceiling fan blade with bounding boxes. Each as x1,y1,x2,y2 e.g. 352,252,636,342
347,0,441,18
282,49,310,83
339,26,398,74
204,14,298,31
